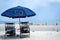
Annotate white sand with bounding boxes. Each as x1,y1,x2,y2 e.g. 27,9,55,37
0,24,60,40
0,31,60,40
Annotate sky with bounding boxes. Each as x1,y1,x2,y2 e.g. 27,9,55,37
0,0,60,24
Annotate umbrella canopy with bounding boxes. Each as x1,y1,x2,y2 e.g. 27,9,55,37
1,6,36,18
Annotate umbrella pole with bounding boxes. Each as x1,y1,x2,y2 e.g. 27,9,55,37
19,18,21,38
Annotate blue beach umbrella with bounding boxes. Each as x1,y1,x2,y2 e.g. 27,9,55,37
1,6,36,30
1,6,36,23
1,6,36,18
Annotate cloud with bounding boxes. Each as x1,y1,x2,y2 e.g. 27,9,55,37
2,0,49,9
0,0,60,23
48,0,60,2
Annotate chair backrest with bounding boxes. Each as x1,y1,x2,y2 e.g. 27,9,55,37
5,23,16,36
20,22,30,33
5,23,15,31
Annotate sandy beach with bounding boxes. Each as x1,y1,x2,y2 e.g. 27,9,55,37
0,24,60,40
0,24,60,31
0,0,60,40
0,31,60,40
